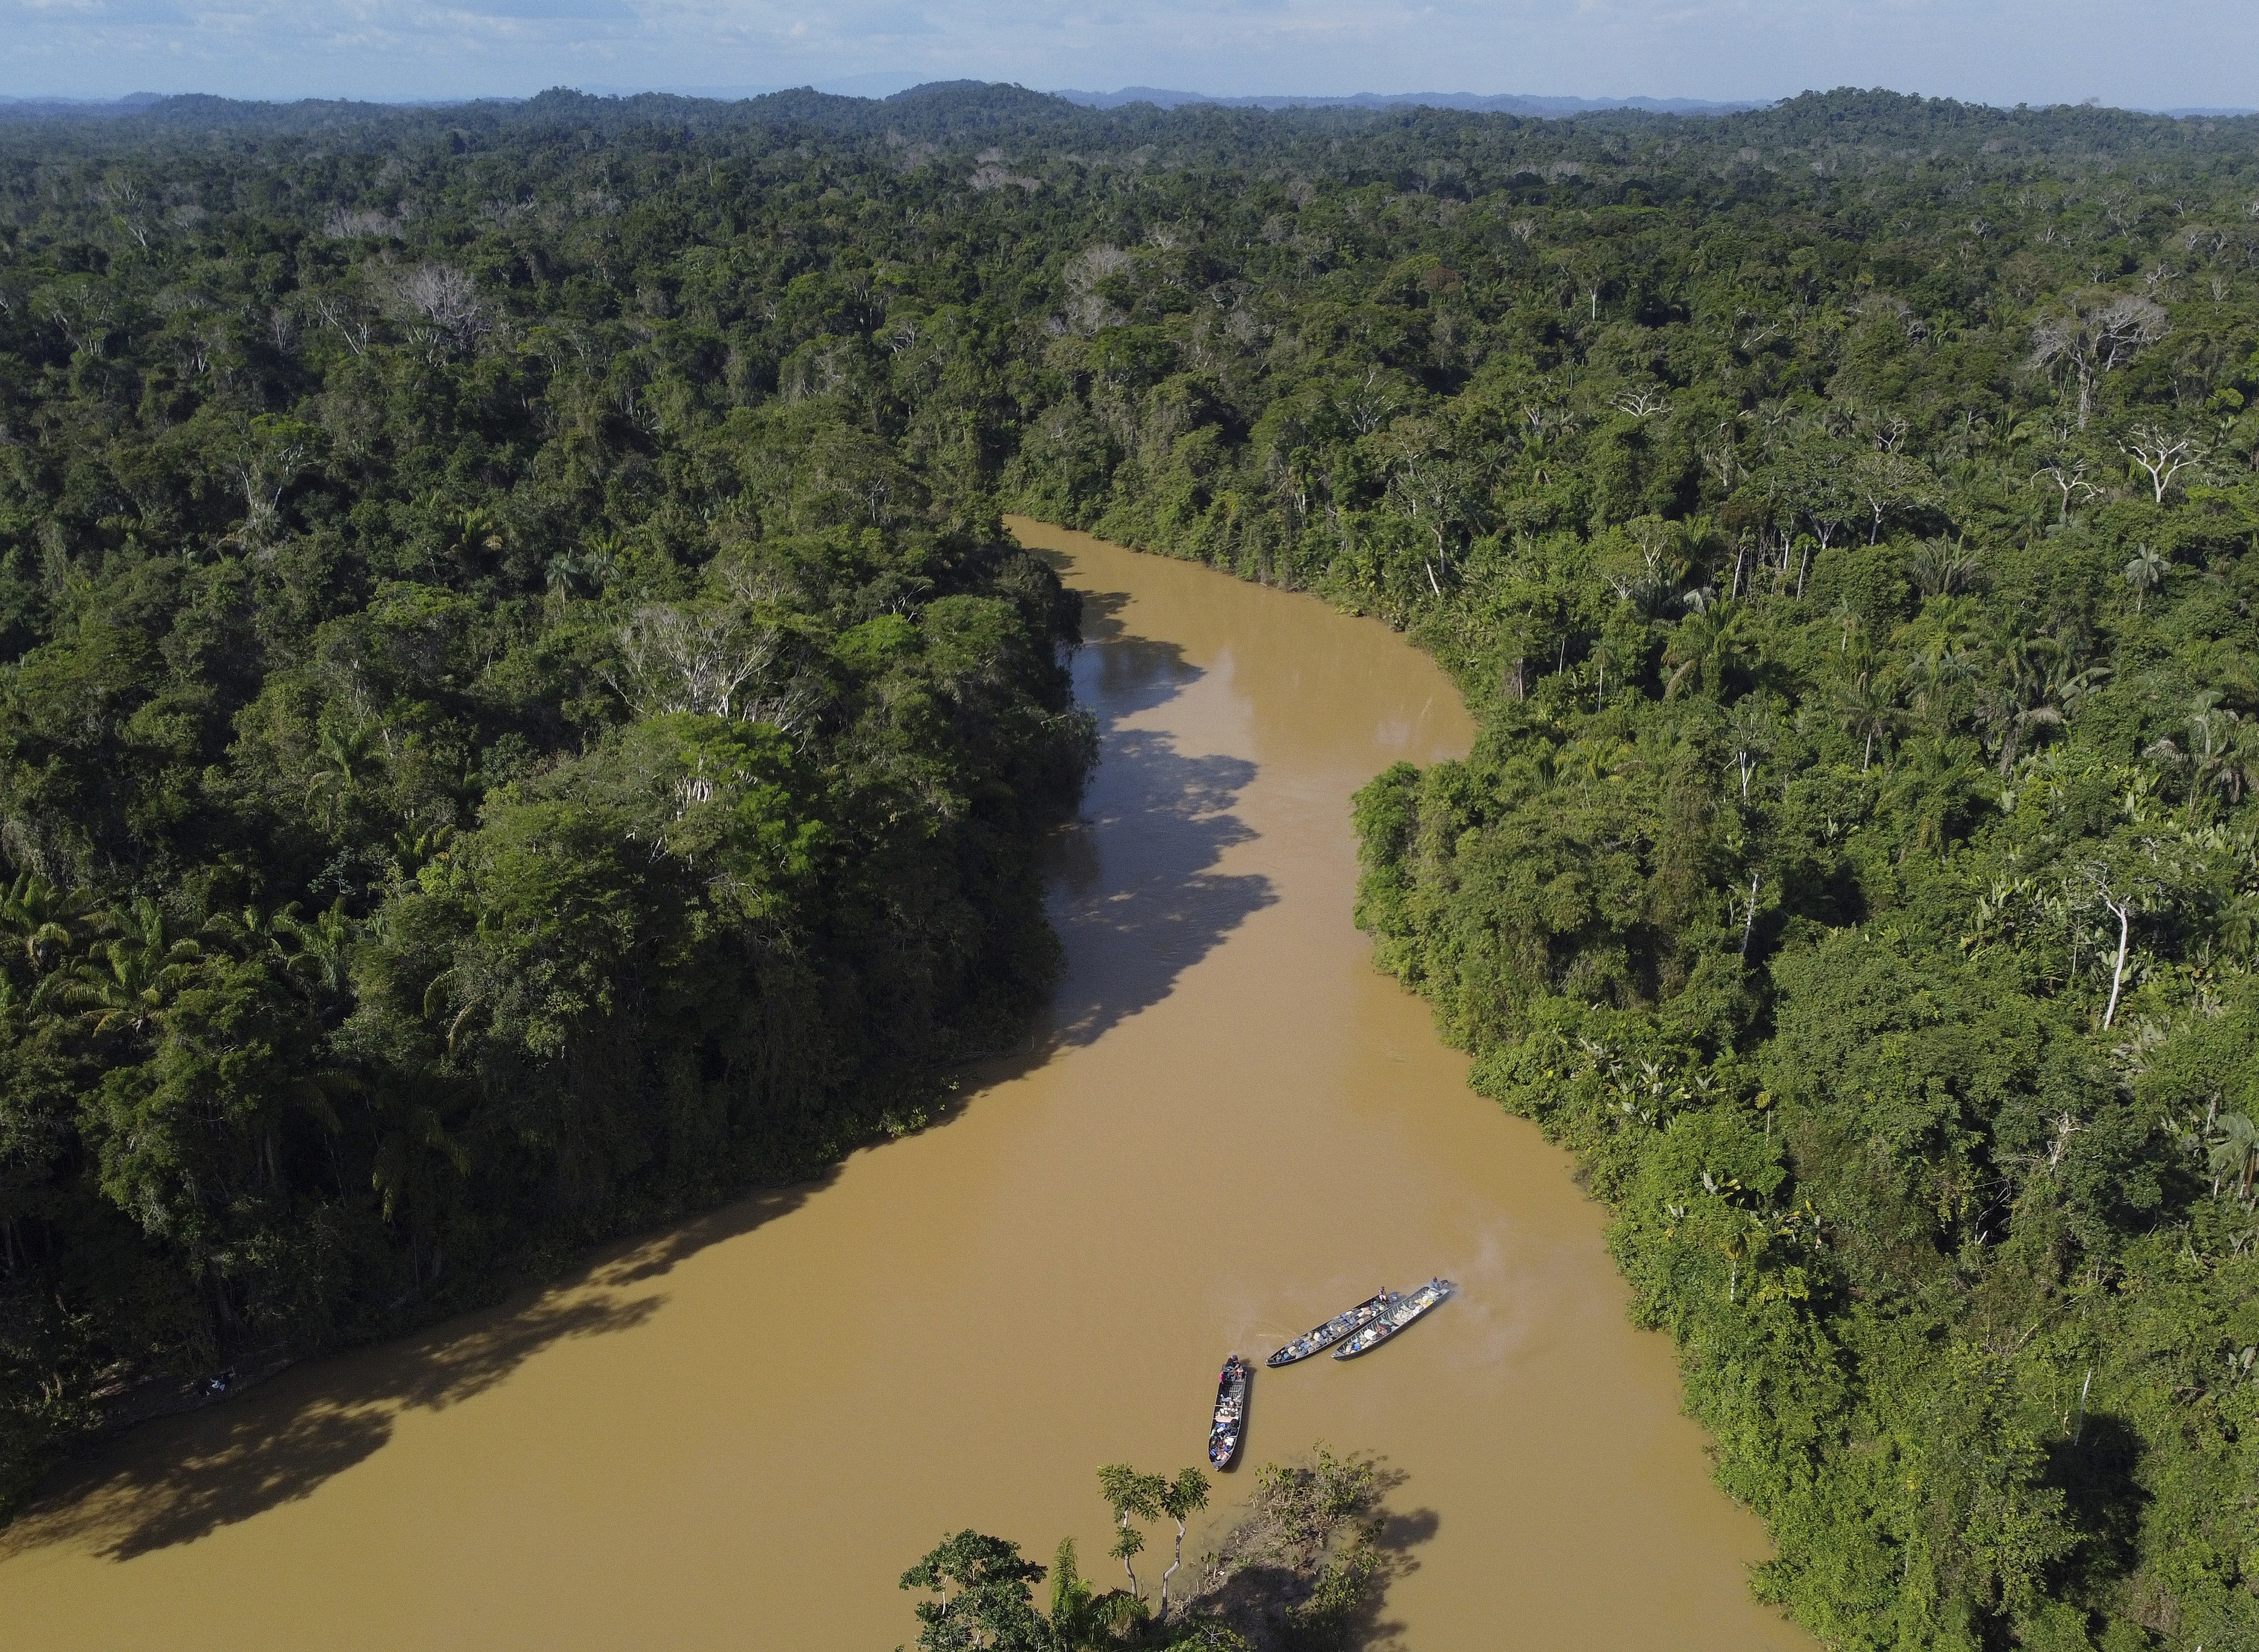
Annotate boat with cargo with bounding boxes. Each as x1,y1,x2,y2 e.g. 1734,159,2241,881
1333,1278,1454,1359
1267,1290,1398,1367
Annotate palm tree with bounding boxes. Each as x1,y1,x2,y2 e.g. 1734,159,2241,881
1662,601,1744,701
1045,1538,1146,1650
1907,536,1983,598
208,900,301,961
1831,670,1902,771
306,724,380,833
2210,1113,2259,1202
1885,735,1984,860
388,824,455,883
445,504,504,563
2123,543,2169,612
2184,701,2252,822
1975,627,2109,778
2219,890,2259,968
62,897,203,1035
0,872,94,974
1896,594,1984,733
278,899,358,1005
1048,1538,1099,1648
1567,735,1638,795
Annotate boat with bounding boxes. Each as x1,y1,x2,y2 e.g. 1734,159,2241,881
1208,1355,1250,1469
1267,1290,1399,1367
1332,1278,1455,1359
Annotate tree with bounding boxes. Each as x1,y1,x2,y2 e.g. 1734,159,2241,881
898,1530,1050,1652
1829,669,1902,771
307,723,383,834
61,898,204,1036
1764,434,1862,555
1096,1463,1163,1599
2120,424,2202,503
2029,458,2098,523
391,262,490,360
2029,291,2168,425
2081,865,2147,1030
2122,542,2169,612
1187,1446,1388,1647
1663,601,1746,701
1155,1466,1212,1613
607,603,786,721
1725,695,1783,803
2209,1113,2259,1202
0,874,92,975
1849,448,1940,543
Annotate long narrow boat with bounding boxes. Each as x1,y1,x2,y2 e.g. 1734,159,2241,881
1208,1355,1250,1469
1332,1278,1455,1360
1267,1290,1399,1368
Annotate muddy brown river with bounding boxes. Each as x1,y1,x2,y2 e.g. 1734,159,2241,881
0,521,1809,1649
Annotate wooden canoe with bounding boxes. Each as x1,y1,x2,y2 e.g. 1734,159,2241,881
1208,1355,1250,1468
1332,1278,1455,1360
1267,1290,1398,1367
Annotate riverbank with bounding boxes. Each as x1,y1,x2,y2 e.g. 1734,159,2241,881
0,522,1807,1650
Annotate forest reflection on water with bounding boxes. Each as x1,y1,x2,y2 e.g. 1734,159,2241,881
0,519,1809,1652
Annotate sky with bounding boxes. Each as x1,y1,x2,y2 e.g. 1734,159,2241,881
1,0,2254,113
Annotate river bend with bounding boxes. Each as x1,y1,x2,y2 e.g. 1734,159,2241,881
0,520,1809,1650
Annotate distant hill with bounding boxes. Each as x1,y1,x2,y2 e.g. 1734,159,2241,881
1,82,2246,139
1051,87,1763,116
0,92,166,117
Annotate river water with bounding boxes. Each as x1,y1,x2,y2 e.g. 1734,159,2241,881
0,521,1808,1649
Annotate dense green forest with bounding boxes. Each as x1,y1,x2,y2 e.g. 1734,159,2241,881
2,80,2257,1652
0,82,1105,1516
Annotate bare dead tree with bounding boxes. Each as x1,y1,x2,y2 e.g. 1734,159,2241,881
2031,460,2098,522
230,428,312,546
309,292,372,357
2121,425,2203,504
2095,878,2135,1030
2029,292,2168,425
1735,872,1763,956
1333,366,1397,436
609,605,783,721
391,263,490,360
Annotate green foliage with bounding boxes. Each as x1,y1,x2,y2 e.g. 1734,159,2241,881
899,1529,1053,1652
0,100,1102,1509
906,1450,1374,1651
7,82,2259,1649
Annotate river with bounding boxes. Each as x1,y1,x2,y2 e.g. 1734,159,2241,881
0,521,1809,1649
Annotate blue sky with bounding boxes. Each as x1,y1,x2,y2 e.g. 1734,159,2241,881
2,0,2253,111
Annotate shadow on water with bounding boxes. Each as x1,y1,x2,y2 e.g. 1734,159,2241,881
1195,1459,1438,1652
1033,596,1277,1049
6,582,1265,1568
1074,589,1203,719
1,1180,826,1562
1358,1500,1443,1651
